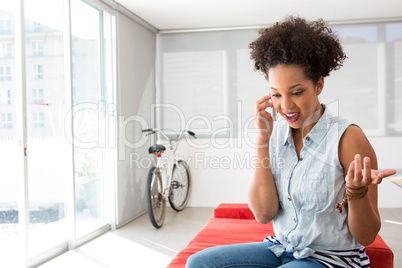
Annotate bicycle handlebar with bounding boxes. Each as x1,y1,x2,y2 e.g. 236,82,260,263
142,128,197,139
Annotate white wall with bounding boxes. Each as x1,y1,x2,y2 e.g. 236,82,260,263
176,137,402,208
175,138,255,207
370,137,402,208
115,12,156,227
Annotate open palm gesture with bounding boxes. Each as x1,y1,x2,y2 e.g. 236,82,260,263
345,154,396,188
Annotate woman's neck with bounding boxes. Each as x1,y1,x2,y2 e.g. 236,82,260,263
292,104,324,141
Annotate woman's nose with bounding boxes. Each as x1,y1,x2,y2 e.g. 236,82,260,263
280,96,294,111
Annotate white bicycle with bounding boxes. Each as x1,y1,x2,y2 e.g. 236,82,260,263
142,128,196,228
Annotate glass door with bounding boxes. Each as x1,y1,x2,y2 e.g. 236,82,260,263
24,0,69,257
0,0,115,265
71,0,111,239
0,1,20,265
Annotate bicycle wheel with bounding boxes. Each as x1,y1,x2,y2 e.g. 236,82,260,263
146,166,166,228
169,160,191,211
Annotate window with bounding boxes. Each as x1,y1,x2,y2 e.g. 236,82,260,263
320,26,380,134
0,89,10,104
32,112,44,127
24,0,67,257
32,88,44,103
0,66,11,81
33,64,43,79
71,0,110,237
32,21,43,32
0,2,18,265
388,23,402,133
158,22,402,138
321,23,402,136
162,50,226,133
0,0,116,266
0,42,12,58
0,19,11,34
31,40,43,56
0,113,12,128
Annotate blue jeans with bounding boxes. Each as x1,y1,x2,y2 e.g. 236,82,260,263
185,241,325,268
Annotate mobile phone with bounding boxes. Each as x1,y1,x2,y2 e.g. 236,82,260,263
268,98,277,121
271,107,277,121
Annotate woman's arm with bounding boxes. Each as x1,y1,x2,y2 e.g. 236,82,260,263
248,95,279,224
339,125,396,246
248,142,279,224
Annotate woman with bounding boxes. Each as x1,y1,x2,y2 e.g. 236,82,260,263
186,16,396,268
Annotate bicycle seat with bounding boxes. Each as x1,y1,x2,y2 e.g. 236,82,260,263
148,144,166,154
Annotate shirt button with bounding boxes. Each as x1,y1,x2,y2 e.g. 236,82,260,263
294,218,297,222
290,175,292,179
306,136,310,141
285,237,288,240
288,197,291,201
299,157,303,161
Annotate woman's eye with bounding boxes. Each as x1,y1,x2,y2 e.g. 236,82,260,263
292,91,303,96
271,94,280,98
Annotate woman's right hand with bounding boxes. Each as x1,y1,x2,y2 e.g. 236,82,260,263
254,93,275,144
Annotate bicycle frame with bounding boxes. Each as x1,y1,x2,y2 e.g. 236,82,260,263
151,129,187,199
143,127,195,228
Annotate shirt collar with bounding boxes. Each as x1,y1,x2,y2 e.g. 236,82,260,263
282,126,292,147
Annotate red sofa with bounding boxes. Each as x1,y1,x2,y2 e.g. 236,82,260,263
167,203,394,268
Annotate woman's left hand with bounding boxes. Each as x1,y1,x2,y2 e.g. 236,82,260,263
345,154,397,188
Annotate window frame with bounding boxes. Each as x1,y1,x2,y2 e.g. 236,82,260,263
31,40,44,57
0,112,12,128
31,88,44,103
0,42,12,58
33,64,43,79
0,19,12,34
0,65,11,81
0,0,117,266
0,89,11,104
31,111,44,127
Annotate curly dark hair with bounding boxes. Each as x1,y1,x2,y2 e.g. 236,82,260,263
249,16,347,83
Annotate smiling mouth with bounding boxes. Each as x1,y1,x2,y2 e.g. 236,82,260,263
284,112,300,123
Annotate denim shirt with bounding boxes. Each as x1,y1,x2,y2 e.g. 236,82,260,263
268,106,359,259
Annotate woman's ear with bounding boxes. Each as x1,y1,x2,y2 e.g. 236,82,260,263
316,77,324,95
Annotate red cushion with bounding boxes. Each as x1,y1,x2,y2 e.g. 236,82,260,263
167,204,393,268
167,218,273,268
214,203,255,219
366,234,394,268
213,203,394,268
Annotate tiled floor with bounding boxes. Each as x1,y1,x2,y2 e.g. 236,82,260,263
379,208,402,268
41,208,215,267
42,207,402,268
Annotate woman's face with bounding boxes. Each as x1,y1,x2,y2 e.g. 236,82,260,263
269,64,324,131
